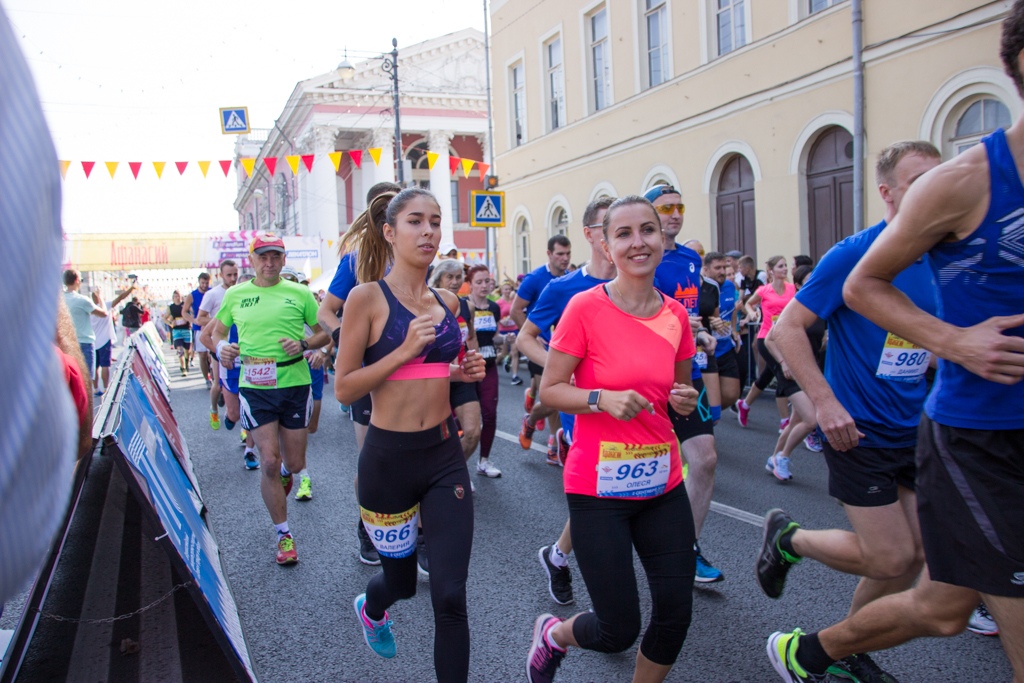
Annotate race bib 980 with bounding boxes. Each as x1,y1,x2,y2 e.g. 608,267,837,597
876,333,930,383
360,505,419,558
596,442,671,498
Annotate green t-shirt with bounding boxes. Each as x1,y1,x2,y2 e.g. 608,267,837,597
216,279,319,389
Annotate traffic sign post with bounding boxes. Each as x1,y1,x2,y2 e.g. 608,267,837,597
470,190,504,228
220,107,250,135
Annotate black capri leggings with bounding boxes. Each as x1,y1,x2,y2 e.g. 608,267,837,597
567,484,696,666
358,417,474,683
755,337,801,398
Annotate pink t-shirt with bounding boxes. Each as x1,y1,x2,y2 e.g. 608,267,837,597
549,285,695,499
497,297,517,332
756,282,796,339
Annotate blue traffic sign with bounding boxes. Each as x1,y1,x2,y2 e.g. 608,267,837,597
470,190,504,227
220,107,250,135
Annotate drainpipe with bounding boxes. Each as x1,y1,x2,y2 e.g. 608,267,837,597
852,0,865,232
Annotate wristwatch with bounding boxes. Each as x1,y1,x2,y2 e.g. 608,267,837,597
300,339,309,351
588,389,603,413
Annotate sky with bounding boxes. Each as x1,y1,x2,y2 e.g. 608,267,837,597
7,0,486,235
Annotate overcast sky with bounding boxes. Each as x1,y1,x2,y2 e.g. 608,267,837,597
7,0,486,235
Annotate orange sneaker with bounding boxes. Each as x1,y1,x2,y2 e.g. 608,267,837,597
276,533,298,565
519,414,536,450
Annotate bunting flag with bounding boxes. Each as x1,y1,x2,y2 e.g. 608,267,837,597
285,155,300,175
449,156,461,176
175,161,188,176
153,161,166,179
105,161,119,179
129,162,142,179
59,160,70,179
198,160,211,178
460,158,475,178
300,154,314,172
328,151,343,172
262,157,277,176
348,150,362,169
367,147,382,166
219,160,232,177
81,161,95,178
477,162,490,179
240,157,256,177
426,151,439,170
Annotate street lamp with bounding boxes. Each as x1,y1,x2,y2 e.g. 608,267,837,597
336,48,355,81
381,38,404,185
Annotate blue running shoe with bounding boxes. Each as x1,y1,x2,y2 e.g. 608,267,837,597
244,450,259,470
354,594,396,659
224,417,236,431
773,455,793,481
694,543,724,583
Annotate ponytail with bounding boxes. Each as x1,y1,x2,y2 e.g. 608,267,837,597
339,191,395,284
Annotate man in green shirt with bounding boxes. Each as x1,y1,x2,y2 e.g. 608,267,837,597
211,233,330,566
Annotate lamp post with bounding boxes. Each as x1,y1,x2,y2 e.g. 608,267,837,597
381,38,403,185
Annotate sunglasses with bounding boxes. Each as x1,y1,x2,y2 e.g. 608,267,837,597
654,203,685,216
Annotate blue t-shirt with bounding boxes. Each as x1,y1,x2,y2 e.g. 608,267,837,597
654,244,703,379
190,288,205,331
926,128,1024,430
528,266,610,344
715,279,738,357
328,252,359,301
797,220,938,447
516,264,558,315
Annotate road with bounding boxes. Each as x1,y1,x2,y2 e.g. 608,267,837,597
165,355,1011,682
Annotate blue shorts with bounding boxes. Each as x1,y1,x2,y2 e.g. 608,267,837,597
95,341,112,368
559,412,575,444
309,363,324,401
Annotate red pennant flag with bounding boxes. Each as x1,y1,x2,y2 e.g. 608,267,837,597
219,160,232,176
348,150,362,169
129,162,142,179
477,162,490,179
300,154,315,172
263,157,277,176
175,161,188,175
81,161,95,178
449,156,461,176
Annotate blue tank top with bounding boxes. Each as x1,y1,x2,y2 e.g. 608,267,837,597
190,288,205,331
363,281,462,372
926,128,1024,430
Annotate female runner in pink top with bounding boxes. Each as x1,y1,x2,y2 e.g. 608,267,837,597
525,195,699,683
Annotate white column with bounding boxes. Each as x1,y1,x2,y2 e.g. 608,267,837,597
429,130,455,247
306,125,341,277
372,129,396,186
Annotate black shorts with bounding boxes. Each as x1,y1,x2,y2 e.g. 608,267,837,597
528,360,544,378
670,377,714,442
450,381,479,409
238,385,312,431
823,441,916,507
349,393,372,427
756,338,801,398
95,341,112,368
714,349,740,380
700,350,719,374
916,414,1024,597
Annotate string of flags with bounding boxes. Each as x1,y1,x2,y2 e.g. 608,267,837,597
59,149,491,181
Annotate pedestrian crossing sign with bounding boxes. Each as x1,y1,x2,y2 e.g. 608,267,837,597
219,107,250,135
470,191,504,227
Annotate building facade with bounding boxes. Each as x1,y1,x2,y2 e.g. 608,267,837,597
490,0,1018,275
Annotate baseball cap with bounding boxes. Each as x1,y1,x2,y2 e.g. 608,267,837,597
439,241,458,256
725,250,743,259
280,265,301,282
250,232,286,255
643,185,680,203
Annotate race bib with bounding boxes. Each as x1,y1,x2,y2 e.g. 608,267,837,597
875,333,931,383
694,350,708,369
360,504,419,558
173,317,186,326
474,310,497,333
243,356,278,388
596,442,672,498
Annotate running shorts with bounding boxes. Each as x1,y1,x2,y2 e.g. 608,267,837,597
823,441,915,507
172,329,191,349
701,349,719,374
528,360,544,378
238,385,312,431
916,414,1024,597
449,381,478,409
193,332,209,353
95,341,112,368
350,393,372,426
669,377,714,442
715,349,740,380
218,361,240,395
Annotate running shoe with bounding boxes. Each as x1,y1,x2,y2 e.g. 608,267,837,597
538,546,574,605
757,508,801,599
524,387,536,412
536,417,545,431
223,417,236,431
180,368,187,377
827,653,900,682
417,534,429,576
280,471,294,495
804,433,823,453
546,437,560,466
295,475,312,501
205,378,212,389
477,460,502,478
209,411,220,430
504,355,512,373
555,428,569,467
766,630,829,682
694,543,724,583
527,614,565,683
766,454,793,481
779,417,791,433
276,533,298,565
511,375,523,386
218,393,225,408
244,450,259,470
353,593,396,659
737,399,750,427
967,602,999,636
519,414,536,449
357,522,381,566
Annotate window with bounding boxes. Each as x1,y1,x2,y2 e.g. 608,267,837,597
510,62,526,146
546,37,566,131
952,97,1011,154
644,0,669,88
809,0,840,14
551,207,569,236
589,8,611,112
716,0,746,56
517,218,531,274
450,180,461,223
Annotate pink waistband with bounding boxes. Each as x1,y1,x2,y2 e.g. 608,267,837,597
387,362,451,381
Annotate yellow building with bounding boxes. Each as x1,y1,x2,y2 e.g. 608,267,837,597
490,0,1018,275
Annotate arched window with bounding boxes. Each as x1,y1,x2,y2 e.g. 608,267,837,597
952,97,1011,154
551,207,569,236
517,217,531,274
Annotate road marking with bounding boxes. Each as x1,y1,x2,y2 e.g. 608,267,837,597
495,430,762,527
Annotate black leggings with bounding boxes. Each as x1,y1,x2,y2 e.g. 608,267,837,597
478,363,499,459
568,484,696,666
755,337,801,397
358,417,473,683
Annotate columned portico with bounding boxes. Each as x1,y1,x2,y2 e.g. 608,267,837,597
429,130,455,245
307,125,341,275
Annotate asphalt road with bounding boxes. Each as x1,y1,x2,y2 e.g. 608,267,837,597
161,353,1011,682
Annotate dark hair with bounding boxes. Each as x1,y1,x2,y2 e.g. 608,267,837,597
582,196,616,228
198,271,211,280
793,254,814,268
338,190,395,259
874,141,941,187
219,259,236,271
793,265,814,287
601,195,661,238
703,251,726,266
547,234,571,252
62,269,79,287
1002,0,1024,98
366,181,402,204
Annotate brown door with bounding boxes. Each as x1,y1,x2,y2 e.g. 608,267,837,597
716,155,757,260
806,126,854,262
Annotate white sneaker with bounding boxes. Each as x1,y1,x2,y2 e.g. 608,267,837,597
476,460,502,478
968,603,999,636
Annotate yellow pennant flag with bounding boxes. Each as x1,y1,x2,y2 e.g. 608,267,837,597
152,161,166,178
240,157,256,177
368,147,382,166
59,160,70,180
285,155,301,175
197,160,211,178
426,151,439,170
328,151,343,172
327,240,334,248
461,158,475,178
105,161,119,179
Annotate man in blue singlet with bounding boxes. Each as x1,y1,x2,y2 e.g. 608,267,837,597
765,8,1024,680
183,272,211,387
